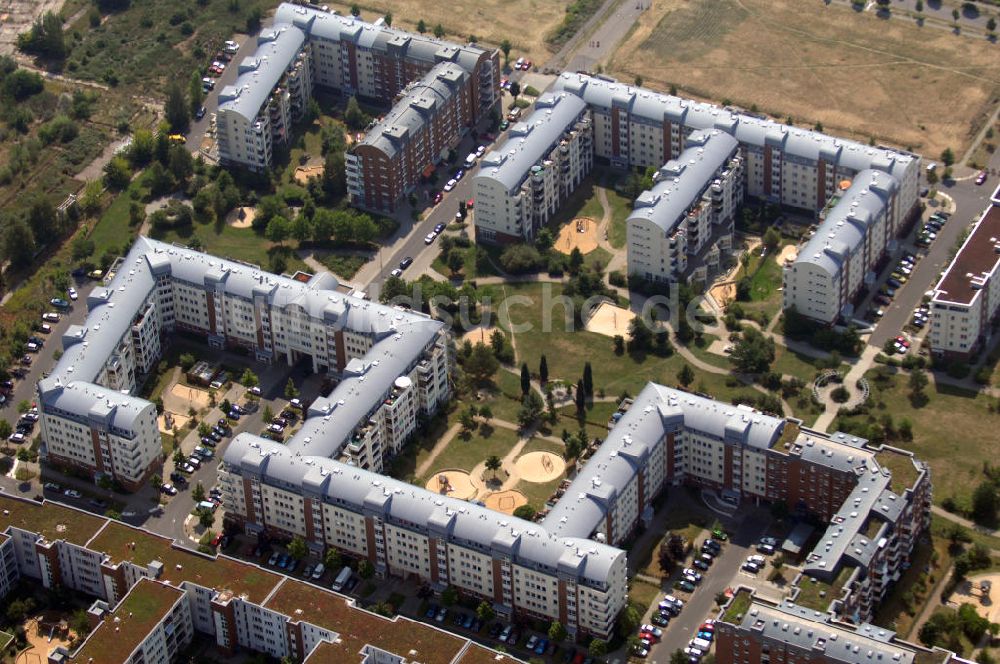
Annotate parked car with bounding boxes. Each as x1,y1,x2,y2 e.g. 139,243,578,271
434,223,446,234
711,528,728,541
435,607,447,623
68,287,78,300
390,268,403,278
742,561,761,573
42,312,60,323
433,191,443,204
161,484,178,495
693,559,710,571
975,171,988,185
50,297,69,309
651,613,669,627
443,178,457,192
675,579,696,592
640,625,663,639
399,257,413,270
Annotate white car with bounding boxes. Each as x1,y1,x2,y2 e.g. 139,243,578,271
475,145,486,157
390,268,403,278
63,489,82,498
68,287,78,300
682,568,703,581
662,594,684,608
685,646,704,659
641,624,663,638
443,178,457,192
424,232,437,245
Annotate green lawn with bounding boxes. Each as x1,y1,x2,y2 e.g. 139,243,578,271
420,425,522,481
629,580,663,611
519,437,565,456
836,371,998,508
149,223,308,275
86,171,152,258
772,345,842,382
605,187,633,250
516,474,565,508
320,252,370,280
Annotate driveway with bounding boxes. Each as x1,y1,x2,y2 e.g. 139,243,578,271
185,33,257,155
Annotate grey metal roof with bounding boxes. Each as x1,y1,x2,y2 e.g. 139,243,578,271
474,93,588,193
217,25,307,123
223,436,625,586
273,3,490,75
794,170,899,277
550,73,917,182
627,130,739,235
739,599,916,664
359,63,468,159
542,383,785,539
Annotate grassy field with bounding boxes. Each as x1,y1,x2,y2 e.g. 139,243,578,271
516,474,565,508
149,222,309,275
420,425,522,481
836,371,999,508
610,0,1000,157
323,0,567,65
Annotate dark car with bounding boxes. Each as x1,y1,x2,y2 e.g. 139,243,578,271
169,472,187,484
195,106,206,120
399,256,413,270
434,223,446,234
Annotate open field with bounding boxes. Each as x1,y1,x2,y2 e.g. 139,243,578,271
419,425,521,482
610,0,1000,157
836,370,1000,509
149,222,309,275
324,0,566,65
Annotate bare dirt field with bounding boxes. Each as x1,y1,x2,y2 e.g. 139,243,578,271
323,0,565,64
709,281,737,307
584,301,636,338
556,217,599,255
775,244,797,267
609,0,1000,157
166,383,212,411
425,469,478,500
157,412,190,434
484,489,528,515
294,164,324,185
462,325,498,346
514,451,565,483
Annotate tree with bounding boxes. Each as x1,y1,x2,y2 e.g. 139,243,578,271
150,474,162,491
165,81,190,132
509,81,521,99
240,369,259,389
263,405,274,423
0,421,12,442
539,355,549,384
199,510,214,528
345,96,366,131
671,650,690,664
189,70,204,117
284,378,299,400
18,12,66,60
627,316,653,352
971,481,999,526
485,455,502,479
730,327,776,374
465,343,499,383
589,639,608,656
192,482,206,502
383,11,392,26
941,147,955,167
518,391,544,428
358,559,375,579
324,548,342,570
952,8,960,23
103,155,132,190
513,504,535,520
266,216,291,246
618,603,641,637
499,39,512,67
583,362,594,398
288,536,308,561
763,227,781,253
677,363,695,388
441,585,458,606
520,362,531,395
613,335,625,355
988,17,997,33
447,249,465,276
476,600,495,623
433,23,445,39
915,0,924,11
549,621,568,642
3,218,37,269
479,405,492,422
350,3,360,16
575,379,586,415
417,19,427,34
459,408,476,433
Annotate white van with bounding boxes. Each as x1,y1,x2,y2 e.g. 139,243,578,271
332,565,352,592
311,562,325,580
692,638,712,652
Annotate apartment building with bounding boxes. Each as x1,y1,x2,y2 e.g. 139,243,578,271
929,185,1000,359
346,62,471,212
716,591,970,664
36,236,450,490
627,130,743,283
473,93,593,244
0,496,517,664
782,170,901,324
216,25,313,172
549,73,920,221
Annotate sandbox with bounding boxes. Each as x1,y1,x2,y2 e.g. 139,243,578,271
294,164,325,184
514,451,565,483
952,573,1000,622
584,301,636,338
158,412,190,434
426,470,477,501
461,325,498,346
775,244,797,266
484,490,528,515
556,217,598,255
226,206,256,229
169,384,213,409
709,281,737,307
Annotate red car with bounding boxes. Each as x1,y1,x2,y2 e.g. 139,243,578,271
895,336,910,348
976,171,988,186
640,631,660,643
466,198,474,209
433,191,443,204
523,59,532,70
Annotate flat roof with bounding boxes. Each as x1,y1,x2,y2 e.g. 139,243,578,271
933,197,1000,307
265,578,470,664
87,521,281,604
0,496,106,546
72,578,184,663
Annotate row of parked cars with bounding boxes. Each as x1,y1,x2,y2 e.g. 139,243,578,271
7,406,39,444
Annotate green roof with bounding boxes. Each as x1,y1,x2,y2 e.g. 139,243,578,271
722,589,753,623
772,421,800,451
88,521,281,603
73,579,183,663
0,496,106,546
796,565,853,611
875,450,920,494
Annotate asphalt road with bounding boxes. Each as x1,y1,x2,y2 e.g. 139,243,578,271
185,33,257,152
651,512,768,661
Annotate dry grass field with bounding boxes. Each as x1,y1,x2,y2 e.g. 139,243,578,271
610,0,1000,157
323,0,566,64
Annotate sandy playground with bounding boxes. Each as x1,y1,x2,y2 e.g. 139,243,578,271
710,281,737,307
775,244,798,266
484,489,528,515
168,384,213,409
226,206,256,229
157,411,191,434
556,217,598,255
951,574,1000,623
18,617,75,664
426,470,478,501
294,164,325,185
584,301,636,338
462,325,498,346
514,451,565,483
